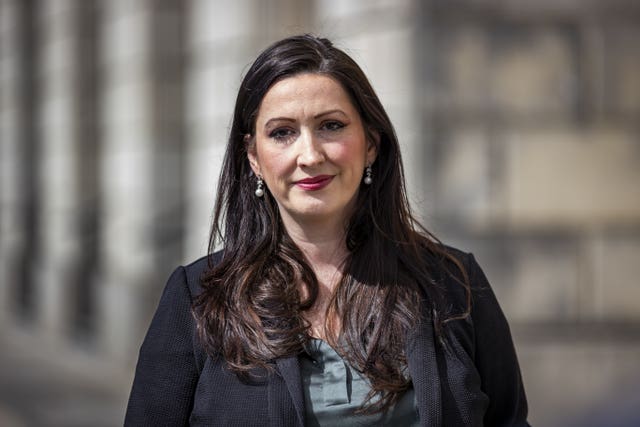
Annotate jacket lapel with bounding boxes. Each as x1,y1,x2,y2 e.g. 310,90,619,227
268,356,304,427
406,315,443,427
267,323,442,427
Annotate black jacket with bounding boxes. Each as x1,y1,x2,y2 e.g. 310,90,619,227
125,250,529,426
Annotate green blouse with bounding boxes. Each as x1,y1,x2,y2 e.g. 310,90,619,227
300,339,420,427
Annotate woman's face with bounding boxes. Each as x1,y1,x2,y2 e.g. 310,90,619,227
248,73,377,230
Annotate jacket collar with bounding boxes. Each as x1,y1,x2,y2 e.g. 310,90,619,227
406,314,443,426
271,356,305,427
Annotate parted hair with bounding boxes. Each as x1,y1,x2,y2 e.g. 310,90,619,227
193,34,469,414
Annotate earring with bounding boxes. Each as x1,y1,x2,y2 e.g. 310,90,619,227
364,165,373,185
255,175,264,197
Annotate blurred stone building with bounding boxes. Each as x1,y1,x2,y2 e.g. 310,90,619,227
1,0,639,426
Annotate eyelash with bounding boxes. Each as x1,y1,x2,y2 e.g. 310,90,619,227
269,128,295,141
320,120,345,132
268,121,346,142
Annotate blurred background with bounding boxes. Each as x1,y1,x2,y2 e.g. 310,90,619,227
1,0,639,426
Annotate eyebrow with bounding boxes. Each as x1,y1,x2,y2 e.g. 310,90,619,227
263,109,348,128
263,117,295,128
314,109,348,119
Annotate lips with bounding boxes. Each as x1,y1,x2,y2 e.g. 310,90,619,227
294,175,333,191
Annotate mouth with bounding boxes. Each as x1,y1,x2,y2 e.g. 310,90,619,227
294,175,334,191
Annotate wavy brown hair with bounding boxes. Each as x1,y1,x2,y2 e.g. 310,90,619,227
193,34,470,414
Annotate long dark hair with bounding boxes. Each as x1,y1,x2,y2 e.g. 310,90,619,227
193,34,470,413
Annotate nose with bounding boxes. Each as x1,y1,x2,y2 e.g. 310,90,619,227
297,129,325,167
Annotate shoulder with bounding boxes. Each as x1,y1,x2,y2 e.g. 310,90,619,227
434,244,481,283
429,244,515,346
420,244,481,306
179,250,224,298
419,243,507,330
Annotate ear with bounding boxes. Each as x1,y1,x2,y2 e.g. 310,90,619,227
366,130,380,165
245,134,261,176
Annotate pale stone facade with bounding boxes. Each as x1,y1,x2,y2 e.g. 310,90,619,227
1,0,639,425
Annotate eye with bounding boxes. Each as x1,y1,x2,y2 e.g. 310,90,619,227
269,127,296,142
320,120,345,132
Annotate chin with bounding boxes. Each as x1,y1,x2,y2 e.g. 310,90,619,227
294,206,337,218
288,203,345,222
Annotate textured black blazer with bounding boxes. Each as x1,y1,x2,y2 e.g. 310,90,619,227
125,250,529,426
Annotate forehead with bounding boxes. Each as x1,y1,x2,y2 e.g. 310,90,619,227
257,73,357,119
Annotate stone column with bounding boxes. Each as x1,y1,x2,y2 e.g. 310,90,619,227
0,0,21,327
71,0,101,337
184,0,259,260
35,0,83,341
98,0,154,359
0,0,41,323
98,0,187,360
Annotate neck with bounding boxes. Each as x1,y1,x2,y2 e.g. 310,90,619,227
280,213,350,340
280,214,349,269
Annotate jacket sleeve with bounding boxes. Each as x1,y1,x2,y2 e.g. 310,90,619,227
125,266,200,426
467,254,530,427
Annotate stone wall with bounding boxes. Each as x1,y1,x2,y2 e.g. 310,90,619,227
418,1,640,425
0,0,638,425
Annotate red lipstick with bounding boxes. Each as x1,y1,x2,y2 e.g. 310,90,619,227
295,175,333,191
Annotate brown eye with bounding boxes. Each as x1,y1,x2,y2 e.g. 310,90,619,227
321,121,345,131
269,128,295,142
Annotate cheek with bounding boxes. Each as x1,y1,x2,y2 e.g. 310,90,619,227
332,139,367,169
256,147,290,180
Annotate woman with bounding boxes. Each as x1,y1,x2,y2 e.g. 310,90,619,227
125,34,529,426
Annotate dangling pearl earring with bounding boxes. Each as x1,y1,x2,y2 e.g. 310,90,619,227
364,165,373,185
255,175,264,197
